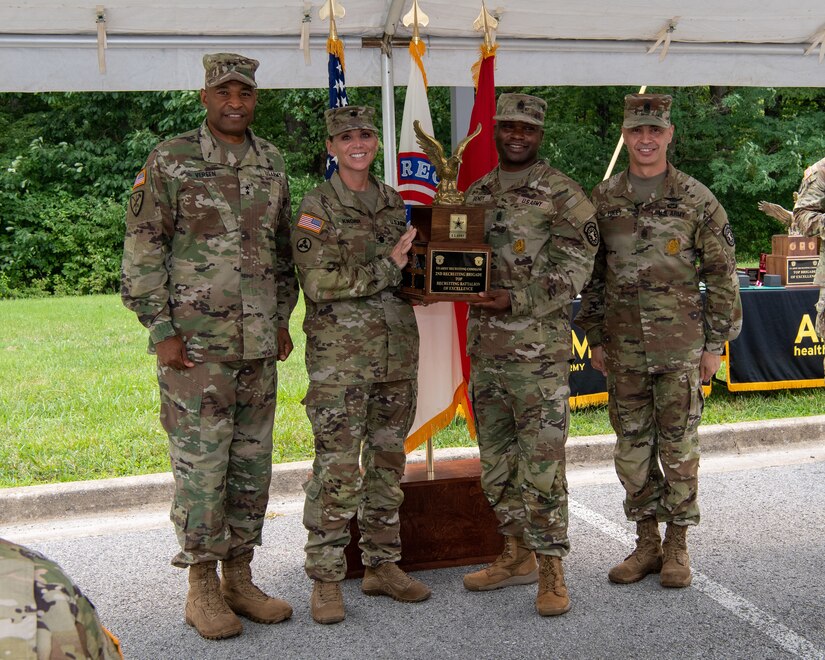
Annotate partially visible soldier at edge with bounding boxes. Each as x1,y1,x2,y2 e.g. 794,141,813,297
792,156,825,370
0,538,123,659
577,93,742,589
121,53,298,640
463,93,599,616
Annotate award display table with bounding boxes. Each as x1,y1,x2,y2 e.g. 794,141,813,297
344,458,502,578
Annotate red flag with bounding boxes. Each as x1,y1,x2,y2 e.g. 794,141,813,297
456,44,498,393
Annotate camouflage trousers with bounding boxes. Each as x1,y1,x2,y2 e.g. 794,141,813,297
470,359,571,557
157,358,277,568
0,539,122,660
607,368,703,525
302,379,417,582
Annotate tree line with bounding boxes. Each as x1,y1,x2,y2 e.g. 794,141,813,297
1,85,823,298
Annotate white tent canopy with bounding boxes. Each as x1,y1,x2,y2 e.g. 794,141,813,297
2,0,825,92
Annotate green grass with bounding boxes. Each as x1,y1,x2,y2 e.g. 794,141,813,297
2,294,824,488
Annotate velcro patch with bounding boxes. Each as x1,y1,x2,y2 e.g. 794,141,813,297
132,168,146,190
584,221,600,246
516,196,550,209
295,236,313,253
723,223,735,246
129,190,144,216
297,213,324,234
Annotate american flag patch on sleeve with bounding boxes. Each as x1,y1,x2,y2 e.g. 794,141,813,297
132,168,146,189
297,213,324,234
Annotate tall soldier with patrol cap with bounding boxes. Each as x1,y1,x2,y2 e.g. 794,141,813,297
292,105,427,625
463,93,599,616
792,156,825,365
577,94,742,588
121,53,298,639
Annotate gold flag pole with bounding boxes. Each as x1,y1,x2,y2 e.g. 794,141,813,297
603,85,647,181
402,0,429,46
320,0,346,57
473,1,498,50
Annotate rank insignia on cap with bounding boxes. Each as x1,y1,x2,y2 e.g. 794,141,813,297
297,213,325,234
132,169,146,190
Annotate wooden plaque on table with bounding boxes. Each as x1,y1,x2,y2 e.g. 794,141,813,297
765,255,820,286
770,235,820,257
399,205,492,303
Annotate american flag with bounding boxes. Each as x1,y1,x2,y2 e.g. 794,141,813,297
297,213,324,234
325,38,348,179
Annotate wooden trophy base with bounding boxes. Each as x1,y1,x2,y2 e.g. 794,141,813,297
343,458,502,578
399,205,491,304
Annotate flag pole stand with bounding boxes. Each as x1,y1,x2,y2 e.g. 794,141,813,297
426,437,435,479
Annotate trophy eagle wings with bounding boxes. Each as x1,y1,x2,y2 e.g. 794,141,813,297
758,192,800,235
413,120,483,205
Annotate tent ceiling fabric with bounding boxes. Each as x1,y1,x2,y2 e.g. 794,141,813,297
1,0,824,91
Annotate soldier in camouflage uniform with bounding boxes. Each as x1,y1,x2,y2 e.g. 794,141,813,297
121,53,298,639
462,93,599,616
792,157,825,363
0,538,122,659
292,106,430,625
577,94,742,589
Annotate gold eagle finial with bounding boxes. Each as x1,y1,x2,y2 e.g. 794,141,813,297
413,121,482,205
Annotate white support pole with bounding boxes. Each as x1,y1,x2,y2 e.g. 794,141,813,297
381,47,397,187
450,86,474,150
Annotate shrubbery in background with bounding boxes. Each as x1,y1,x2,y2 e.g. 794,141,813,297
1,86,824,298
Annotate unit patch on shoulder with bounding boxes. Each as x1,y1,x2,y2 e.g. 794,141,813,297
129,190,144,216
297,213,325,234
132,168,146,190
723,223,735,246
295,237,312,253
584,221,600,246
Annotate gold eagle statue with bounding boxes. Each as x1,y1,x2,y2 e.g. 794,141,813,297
413,120,483,205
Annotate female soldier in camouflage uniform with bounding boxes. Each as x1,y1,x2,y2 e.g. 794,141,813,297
291,105,429,625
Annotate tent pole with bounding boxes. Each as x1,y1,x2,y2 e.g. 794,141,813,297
381,47,397,187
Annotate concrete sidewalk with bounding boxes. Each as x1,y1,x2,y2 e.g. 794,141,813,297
3,415,825,525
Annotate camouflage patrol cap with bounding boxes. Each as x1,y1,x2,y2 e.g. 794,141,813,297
203,52,259,89
325,105,378,137
493,93,546,127
623,93,672,129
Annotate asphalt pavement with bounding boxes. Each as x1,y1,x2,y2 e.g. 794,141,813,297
2,417,825,659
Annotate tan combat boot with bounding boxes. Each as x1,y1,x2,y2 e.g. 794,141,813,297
220,550,292,624
660,522,692,588
535,555,570,616
362,562,432,602
608,517,663,584
310,580,345,624
185,561,243,640
463,535,538,591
